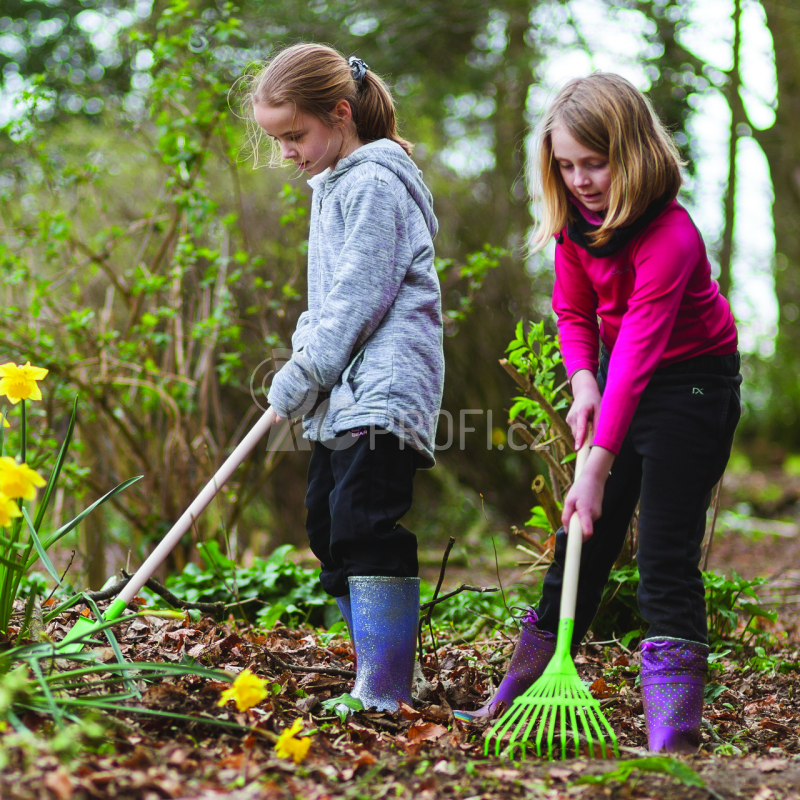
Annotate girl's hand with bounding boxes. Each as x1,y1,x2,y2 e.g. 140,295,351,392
562,446,615,540
566,369,602,450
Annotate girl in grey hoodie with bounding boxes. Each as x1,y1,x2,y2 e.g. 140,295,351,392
246,44,443,713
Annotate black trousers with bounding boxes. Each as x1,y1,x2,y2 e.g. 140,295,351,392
305,428,419,598
536,351,742,645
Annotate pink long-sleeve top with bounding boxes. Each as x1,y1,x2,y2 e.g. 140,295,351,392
553,198,738,454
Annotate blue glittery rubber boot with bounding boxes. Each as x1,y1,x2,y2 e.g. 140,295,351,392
336,595,356,668
453,609,555,722
641,637,708,753
336,595,354,640
348,576,420,712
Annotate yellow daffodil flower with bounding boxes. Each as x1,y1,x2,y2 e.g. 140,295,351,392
274,718,311,764
0,362,48,404
0,494,22,527
217,668,269,712
0,412,9,429
0,457,46,500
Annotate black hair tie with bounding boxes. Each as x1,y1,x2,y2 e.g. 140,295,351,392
348,56,369,83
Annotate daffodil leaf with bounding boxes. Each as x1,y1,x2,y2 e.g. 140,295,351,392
32,396,77,532
29,475,142,567
79,593,136,694
20,507,62,588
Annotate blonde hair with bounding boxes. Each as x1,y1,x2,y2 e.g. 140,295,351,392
238,43,412,166
530,73,683,250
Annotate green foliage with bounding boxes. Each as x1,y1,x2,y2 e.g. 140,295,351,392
705,570,777,648
590,566,779,651
426,582,541,642
436,244,507,332
524,505,555,530
0,396,140,636
591,563,644,645
1,0,308,564
506,319,568,428
321,693,363,723
0,607,247,737
504,320,572,533
144,543,333,628
576,757,709,792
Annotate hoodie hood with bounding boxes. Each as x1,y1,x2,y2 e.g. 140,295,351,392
310,139,438,238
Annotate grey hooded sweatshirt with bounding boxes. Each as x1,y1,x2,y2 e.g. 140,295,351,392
267,139,444,466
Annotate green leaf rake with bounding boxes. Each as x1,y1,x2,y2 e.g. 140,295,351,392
57,407,277,654
485,439,618,760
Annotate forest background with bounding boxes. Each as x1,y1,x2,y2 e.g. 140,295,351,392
0,0,797,591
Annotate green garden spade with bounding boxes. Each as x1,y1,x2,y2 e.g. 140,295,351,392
485,437,619,760
58,407,277,653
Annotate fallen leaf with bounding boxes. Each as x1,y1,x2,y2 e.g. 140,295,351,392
758,759,788,773
590,677,613,699
218,753,245,769
296,694,319,713
354,751,376,768
759,719,792,735
397,701,422,720
407,723,448,742
490,768,521,780
166,629,199,640
44,767,73,800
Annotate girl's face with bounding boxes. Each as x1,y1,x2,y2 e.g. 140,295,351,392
551,125,612,212
254,102,354,175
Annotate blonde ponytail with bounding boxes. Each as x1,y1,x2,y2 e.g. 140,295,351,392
239,44,412,164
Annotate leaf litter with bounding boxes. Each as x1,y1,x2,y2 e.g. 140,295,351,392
2,596,800,800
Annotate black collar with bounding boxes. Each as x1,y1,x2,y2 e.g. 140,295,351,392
565,193,672,257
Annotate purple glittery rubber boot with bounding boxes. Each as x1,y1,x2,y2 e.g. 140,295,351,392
641,637,709,753
453,609,556,723
348,576,420,712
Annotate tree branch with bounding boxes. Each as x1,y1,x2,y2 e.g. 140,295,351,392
419,584,499,610
499,359,574,452
78,572,225,616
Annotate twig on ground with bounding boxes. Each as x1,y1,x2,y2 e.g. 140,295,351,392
44,550,75,607
419,536,456,679
266,651,356,679
511,526,551,554
491,536,514,632
76,572,226,616
419,584,498,610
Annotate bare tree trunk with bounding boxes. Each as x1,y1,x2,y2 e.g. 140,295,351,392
755,0,800,439
718,0,745,299
83,501,107,590
489,1,536,252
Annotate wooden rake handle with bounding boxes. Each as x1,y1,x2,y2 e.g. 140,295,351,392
116,406,278,607
558,436,593,624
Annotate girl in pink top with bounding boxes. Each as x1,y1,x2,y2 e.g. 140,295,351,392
456,74,741,752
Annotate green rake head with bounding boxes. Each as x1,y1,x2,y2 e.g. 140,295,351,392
485,624,619,761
